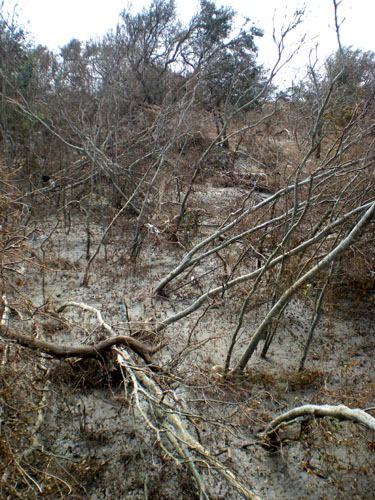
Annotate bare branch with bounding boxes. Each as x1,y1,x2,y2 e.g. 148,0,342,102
262,404,375,443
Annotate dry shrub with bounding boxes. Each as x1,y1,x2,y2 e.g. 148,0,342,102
0,160,28,295
302,419,375,499
0,348,91,498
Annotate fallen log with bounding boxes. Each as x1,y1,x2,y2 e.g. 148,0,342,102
261,403,375,444
0,327,163,367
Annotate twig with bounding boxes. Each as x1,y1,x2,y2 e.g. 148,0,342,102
116,349,264,500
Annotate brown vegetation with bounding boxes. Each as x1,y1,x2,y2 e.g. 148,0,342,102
1,0,375,498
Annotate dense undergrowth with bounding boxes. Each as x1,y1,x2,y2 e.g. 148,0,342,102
1,0,375,498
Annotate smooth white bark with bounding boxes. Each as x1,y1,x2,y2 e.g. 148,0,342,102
234,200,375,373
262,404,375,438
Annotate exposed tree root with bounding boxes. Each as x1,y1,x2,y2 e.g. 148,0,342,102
1,300,263,498
0,301,165,368
0,327,162,367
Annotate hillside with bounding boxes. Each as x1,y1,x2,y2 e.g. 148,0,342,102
1,1,375,498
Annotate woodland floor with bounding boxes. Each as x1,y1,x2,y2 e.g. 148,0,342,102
2,164,375,499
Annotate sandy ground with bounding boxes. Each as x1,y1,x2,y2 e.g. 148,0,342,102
5,176,375,499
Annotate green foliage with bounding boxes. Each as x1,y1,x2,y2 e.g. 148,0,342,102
117,0,180,104
0,11,43,161
323,47,375,128
194,0,265,112
191,0,234,57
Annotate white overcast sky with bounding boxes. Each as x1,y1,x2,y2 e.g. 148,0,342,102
3,0,375,86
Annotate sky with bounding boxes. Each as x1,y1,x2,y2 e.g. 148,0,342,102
3,0,375,87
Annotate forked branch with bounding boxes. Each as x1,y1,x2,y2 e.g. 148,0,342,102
116,349,264,500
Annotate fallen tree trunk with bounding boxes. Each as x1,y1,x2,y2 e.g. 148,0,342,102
116,348,264,500
1,298,263,499
0,327,163,366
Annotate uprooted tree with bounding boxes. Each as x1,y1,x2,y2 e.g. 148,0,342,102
1,0,375,498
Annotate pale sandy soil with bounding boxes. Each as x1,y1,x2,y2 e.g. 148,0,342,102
7,176,375,500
